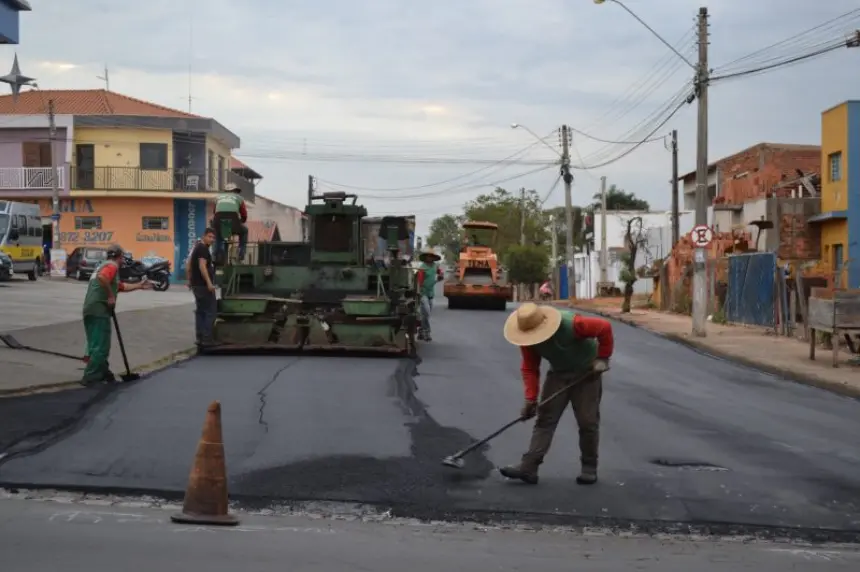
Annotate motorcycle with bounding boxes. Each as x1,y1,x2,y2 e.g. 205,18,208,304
120,253,171,291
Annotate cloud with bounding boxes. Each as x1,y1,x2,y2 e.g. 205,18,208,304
7,0,860,236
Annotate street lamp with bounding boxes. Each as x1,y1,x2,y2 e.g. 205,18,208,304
510,123,562,157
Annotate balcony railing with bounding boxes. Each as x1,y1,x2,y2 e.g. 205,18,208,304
0,167,64,190
69,166,234,192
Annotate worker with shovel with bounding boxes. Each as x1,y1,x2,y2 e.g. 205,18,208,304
415,248,441,341
80,244,151,385
499,302,614,485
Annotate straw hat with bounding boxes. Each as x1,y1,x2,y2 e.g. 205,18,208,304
418,248,441,261
503,302,562,346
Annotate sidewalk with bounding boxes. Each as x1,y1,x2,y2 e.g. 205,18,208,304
0,304,196,396
570,298,860,398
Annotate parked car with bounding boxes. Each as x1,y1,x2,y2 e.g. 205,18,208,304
66,247,107,280
0,251,12,281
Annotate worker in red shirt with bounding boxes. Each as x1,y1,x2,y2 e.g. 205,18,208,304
499,302,614,485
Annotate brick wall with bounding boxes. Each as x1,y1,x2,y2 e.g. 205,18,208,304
717,144,820,205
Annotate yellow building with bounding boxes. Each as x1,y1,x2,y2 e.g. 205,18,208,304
813,101,860,288
0,89,255,279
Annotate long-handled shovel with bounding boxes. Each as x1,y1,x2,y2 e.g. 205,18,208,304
111,310,141,382
441,369,606,469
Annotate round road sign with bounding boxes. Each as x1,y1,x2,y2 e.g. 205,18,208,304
689,224,713,248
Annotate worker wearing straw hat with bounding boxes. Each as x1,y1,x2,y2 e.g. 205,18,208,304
499,302,614,485
415,248,442,341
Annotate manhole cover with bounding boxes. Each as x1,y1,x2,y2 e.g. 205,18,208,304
650,458,728,471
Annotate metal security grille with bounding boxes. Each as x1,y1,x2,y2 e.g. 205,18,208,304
725,252,776,327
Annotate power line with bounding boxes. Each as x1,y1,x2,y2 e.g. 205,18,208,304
711,37,856,82
316,134,556,192
357,164,554,200
571,89,692,170
713,8,860,73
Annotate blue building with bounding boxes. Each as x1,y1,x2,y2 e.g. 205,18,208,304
0,0,31,45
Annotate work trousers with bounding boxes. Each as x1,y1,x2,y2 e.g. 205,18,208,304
192,286,217,343
82,315,112,383
419,295,433,333
213,213,248,259
521,370,603,471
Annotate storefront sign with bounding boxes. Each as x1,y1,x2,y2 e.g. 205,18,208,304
174,199,207,280
136,232,171,242
25,199,95,214
58,231,115,244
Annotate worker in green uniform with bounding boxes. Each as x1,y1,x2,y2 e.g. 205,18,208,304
80,244,151,385
415,249,441,341
212,182,249,261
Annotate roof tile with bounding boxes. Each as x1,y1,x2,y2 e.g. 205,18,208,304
0,89,199,118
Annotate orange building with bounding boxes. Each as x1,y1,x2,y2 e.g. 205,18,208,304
0,89,257,278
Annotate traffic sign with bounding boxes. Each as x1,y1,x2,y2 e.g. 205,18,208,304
689,224,713,248
51,213,60,221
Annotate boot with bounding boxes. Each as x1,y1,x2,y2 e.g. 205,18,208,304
576,465,597,485
498,464,539,485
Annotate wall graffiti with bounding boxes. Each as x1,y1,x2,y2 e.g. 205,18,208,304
58,231,115,244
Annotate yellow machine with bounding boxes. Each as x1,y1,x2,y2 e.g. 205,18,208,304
443,221,512,310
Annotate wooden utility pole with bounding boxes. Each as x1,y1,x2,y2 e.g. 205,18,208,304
519,187,526,246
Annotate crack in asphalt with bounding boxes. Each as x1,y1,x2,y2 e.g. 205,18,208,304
257,359,301,433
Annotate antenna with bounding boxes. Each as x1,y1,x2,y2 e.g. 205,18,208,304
97,64,109,91
187,6,194,112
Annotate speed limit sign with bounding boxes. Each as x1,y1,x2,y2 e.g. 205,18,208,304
690,224,713,248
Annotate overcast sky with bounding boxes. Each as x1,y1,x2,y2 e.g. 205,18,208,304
9,0,860,236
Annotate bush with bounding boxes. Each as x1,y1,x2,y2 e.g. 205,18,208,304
506,244,550,284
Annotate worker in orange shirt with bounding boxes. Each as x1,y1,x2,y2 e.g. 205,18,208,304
499,302,614,485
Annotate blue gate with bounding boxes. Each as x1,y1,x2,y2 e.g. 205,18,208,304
725,252,776,327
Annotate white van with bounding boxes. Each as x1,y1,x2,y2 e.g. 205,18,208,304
0,200,44,280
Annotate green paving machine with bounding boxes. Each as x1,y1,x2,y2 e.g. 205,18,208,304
204,191,420,356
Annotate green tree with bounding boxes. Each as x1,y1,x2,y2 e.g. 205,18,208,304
426,214,463,261
462,187,550,263
593,184,650,211
506,244,550,285
543,206,587,264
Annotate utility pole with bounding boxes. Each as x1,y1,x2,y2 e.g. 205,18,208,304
692,7,710,337
519,187,526,246
671,129,679,247
550,214,559,294
560,125,576,299
599,175,608,284
307,175,314,203
48,100,61,261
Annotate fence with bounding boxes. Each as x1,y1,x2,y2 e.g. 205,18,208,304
725,252,776,327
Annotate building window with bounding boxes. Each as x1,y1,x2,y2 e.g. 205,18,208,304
142,216,169,230
75,216,102,230
829,152,842,182
21,141,52,167
833,243,844,273
140,143,168,170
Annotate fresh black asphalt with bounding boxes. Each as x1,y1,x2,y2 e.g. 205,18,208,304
2,300,860,539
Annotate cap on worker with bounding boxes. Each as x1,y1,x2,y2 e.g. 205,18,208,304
224,183,240,193
105,243,124,259
418,248,441,262
503,302,562,346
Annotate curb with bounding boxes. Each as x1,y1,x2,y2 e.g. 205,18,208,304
0,347,197,399
572,305,860,400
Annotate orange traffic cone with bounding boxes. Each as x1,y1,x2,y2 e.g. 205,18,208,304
170,401,239,526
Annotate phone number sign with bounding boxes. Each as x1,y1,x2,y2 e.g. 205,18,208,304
59,231,115,244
